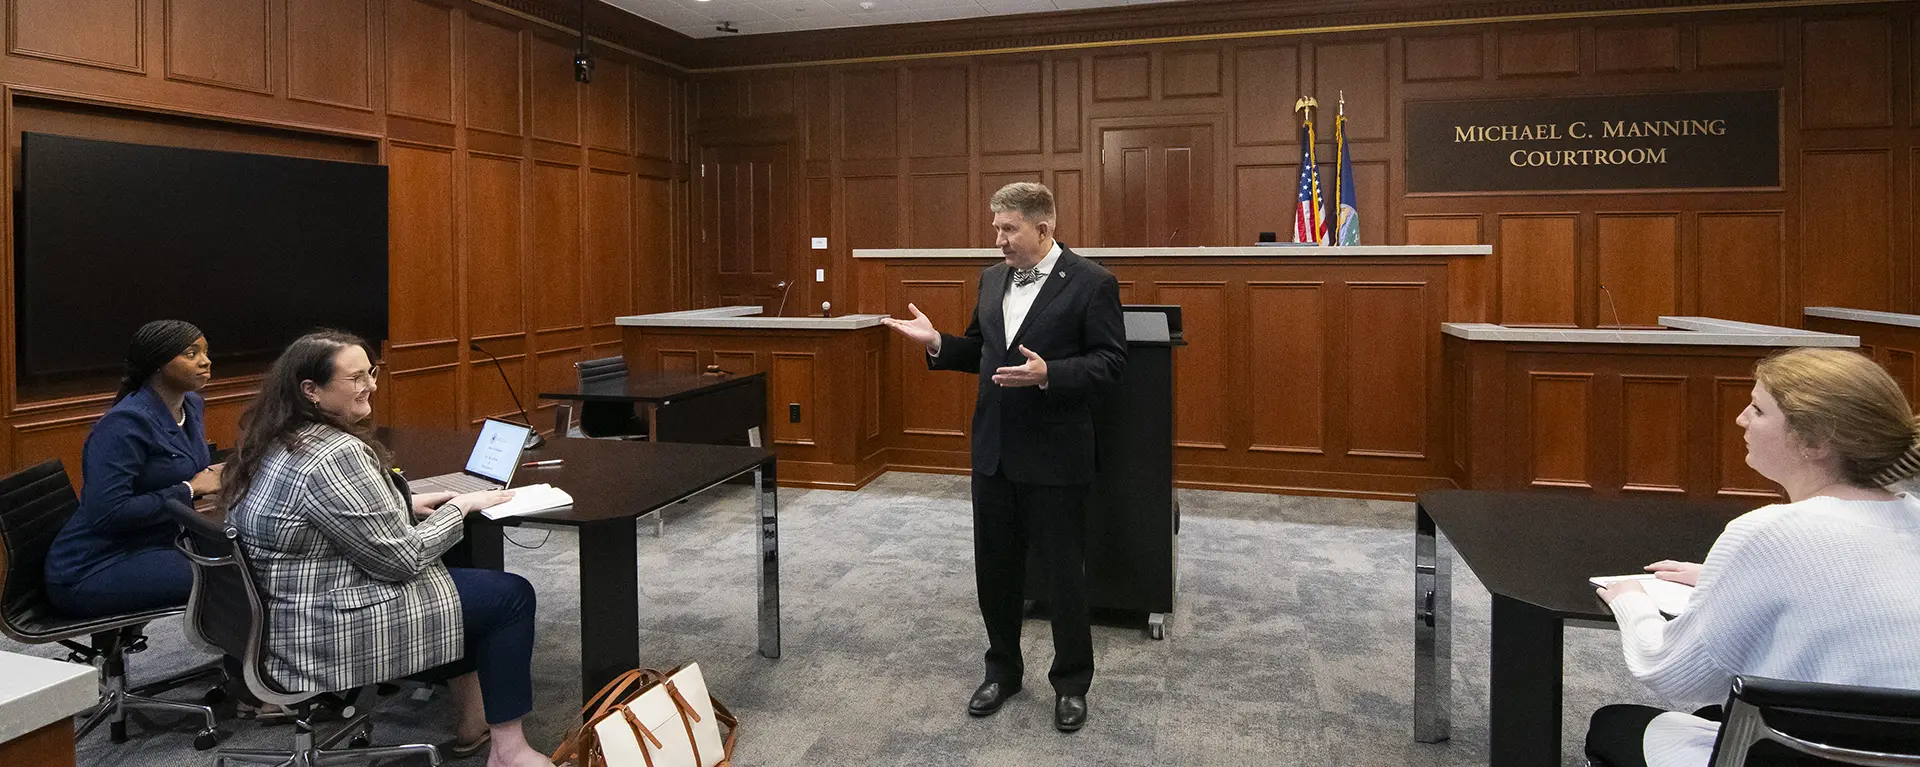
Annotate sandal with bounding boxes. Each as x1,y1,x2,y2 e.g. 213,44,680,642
235,701,296,725
442,730,491,759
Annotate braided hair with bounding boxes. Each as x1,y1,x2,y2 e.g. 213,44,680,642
117,320,204,403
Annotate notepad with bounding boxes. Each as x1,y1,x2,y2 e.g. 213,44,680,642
1590,574,1695,617
480,484,574,520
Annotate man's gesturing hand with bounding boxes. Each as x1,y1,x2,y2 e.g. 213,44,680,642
881,303,942,353
992,345,1049,388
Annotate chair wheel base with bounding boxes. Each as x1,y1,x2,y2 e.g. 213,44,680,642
193,729,220,751
110,721,127,743
348,734,371,749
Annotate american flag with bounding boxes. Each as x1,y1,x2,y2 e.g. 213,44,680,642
1294,112,1327,244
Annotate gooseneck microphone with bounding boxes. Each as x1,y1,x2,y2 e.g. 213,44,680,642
469,342,546,450
773,280,794,317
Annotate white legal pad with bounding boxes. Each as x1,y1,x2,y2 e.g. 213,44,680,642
480,484,573,520
1590,574,1696,617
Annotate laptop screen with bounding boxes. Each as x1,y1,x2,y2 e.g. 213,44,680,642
465,419,531,485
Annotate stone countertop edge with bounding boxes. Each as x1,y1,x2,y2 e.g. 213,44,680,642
616,306,888,330
1804,307,1920,329
851,245,1493,258
0,651,97,744
1441,317,1858,347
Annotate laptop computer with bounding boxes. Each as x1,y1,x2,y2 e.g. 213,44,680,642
407,418,532,495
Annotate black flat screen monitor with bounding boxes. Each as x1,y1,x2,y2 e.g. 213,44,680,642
16,132,388,385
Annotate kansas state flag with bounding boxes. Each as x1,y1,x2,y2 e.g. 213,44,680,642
1332,112,1359,245
1293,115,1326,244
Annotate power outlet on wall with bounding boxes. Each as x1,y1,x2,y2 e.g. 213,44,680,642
788,403,801,423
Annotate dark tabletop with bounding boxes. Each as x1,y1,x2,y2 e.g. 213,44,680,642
1418,489,1762,619
537,372,766,404
386,428,771,526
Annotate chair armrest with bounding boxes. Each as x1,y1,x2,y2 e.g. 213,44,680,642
1733,676,1920,719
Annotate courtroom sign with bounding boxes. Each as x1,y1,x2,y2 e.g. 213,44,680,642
1404,91,1779,193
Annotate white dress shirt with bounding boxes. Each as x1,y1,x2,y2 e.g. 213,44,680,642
1001,242,1062,349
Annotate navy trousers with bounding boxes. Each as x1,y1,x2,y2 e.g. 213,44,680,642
431,567,538,725
46,547,192,618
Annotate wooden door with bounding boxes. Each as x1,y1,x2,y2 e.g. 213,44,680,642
1099,125,1216,247
695,143,791,311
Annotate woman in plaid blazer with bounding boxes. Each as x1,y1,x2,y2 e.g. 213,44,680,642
223,331,555,767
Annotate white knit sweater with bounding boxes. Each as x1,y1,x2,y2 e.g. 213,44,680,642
1609,494,1920,767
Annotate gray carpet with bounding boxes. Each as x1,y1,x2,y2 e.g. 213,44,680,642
3,471,1667,766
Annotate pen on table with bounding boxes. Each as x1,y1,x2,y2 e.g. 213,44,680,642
521,459,564,468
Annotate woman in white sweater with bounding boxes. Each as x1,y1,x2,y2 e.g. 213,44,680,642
1585,347,1920,767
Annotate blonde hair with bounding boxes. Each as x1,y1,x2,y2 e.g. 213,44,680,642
989,182,1055,225
1754,347,1920,488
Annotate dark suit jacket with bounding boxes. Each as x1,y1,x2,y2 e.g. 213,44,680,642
929,244,1127,486
45,387,209,587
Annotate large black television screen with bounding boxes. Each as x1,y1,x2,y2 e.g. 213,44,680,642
16,132,388,385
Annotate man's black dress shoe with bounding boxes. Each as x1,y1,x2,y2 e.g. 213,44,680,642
1055,694,1088,732
967,681,1020,716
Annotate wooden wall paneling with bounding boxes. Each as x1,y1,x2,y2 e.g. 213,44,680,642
1232,165,1289,247
1619,374,1686,493
1246,282,1325,453
1527,372,1592,488
1403,34,1482,82
9,413,97,486
286,0,373,110
1161,49,1221,99
634,66,674,159
165,0,271,93
1497,27,1580,78
657,349,698,375
1052,58,1080,153
747,71,793,117
1345,281,1428,458
388,143,459,343
463,17,523,136
390,366,462,430
1498,214,1577,325
1407,214,1490,322
464,153,525,337
896,279,970,437
1887,349,1917,406
1696,212,1784,325
1313,40,1388,140
712,350,760,375
1800,17,1893,128
1714,376,1774,496
1800,151,1892,310
1596,213,1678,327
1054,169,1083,247
841,69,898,160
695,76,742,121
530,35,581,145
908,65,968,158
1593,24,1679,74
585,58,630,152
909,174,970,247
1696,19,1782,70
384,0,455,123
1096,119,1219,247
802,72,831,161
585,169,633,328
979,60,1042,155
1352,161,1388,246
770,352,817,446
8,0,144,72
1157,282,1227,450
1092,54,1150,102
467,355,527,423
532,348,580,418
634,175,676,314
1232,45,1298,145
530,163,582,331
843,176,903,249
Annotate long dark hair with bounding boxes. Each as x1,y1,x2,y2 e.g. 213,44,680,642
220,330,390,512
118,320,204,402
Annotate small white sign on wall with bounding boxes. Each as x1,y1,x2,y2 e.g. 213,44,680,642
810,237,828,249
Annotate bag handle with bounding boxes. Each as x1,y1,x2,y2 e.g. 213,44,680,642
551,669,668,764
711,697,740,762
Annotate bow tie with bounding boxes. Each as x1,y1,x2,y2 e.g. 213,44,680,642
1012,267,1044,287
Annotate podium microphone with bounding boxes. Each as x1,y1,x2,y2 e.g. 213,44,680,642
469,342,546,450
773,280,794,317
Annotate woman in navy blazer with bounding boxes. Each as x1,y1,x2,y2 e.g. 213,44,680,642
45,320,221,617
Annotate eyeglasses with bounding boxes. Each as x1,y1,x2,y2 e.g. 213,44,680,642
340,365,381,389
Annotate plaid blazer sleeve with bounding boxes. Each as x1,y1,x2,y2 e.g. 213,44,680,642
298,441,464,583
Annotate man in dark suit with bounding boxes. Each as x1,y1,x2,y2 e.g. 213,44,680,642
882,182,1126,732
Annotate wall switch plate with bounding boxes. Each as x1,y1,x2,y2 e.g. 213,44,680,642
810,237,828,249
788,403,802,423
815,268,825,282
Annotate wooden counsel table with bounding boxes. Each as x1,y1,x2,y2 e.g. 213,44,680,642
1412,489,1753,767
539,372,767,447
386,430,780,705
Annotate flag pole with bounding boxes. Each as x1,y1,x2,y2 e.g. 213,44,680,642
1331,92,1345,248
1294,96,1322,245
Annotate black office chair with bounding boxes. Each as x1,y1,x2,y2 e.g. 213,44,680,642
1706,675,1920,766
0,459,223,749
575,356,647,440
169,500,441,766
